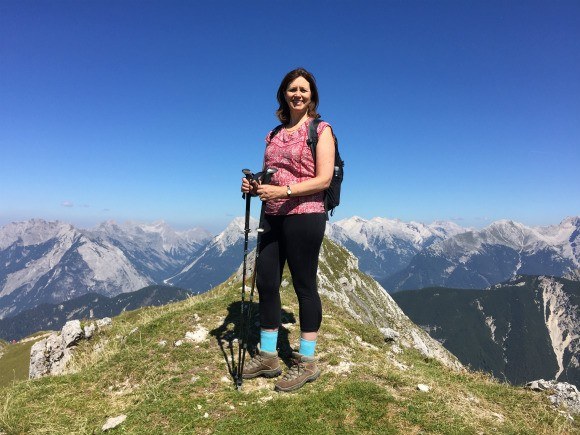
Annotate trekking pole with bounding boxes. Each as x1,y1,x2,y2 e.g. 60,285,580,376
237,167,277,390
236,168,254,389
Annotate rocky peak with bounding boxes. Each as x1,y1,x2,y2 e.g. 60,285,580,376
317,239,462,370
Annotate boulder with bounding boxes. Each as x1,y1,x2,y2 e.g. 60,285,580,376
84,323,96,339
380,327,400,342
62,320,84,348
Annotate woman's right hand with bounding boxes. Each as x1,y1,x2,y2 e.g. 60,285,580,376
241,177,258,195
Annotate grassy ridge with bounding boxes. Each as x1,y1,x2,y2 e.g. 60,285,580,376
0,274,577,435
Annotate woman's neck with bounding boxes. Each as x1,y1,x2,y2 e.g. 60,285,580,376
287,111,310,128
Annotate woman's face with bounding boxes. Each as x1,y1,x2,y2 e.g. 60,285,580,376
285,76,311,115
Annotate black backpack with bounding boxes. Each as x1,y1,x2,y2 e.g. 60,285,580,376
269,118,344,218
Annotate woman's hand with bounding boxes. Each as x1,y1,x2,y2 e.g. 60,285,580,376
256,184,286,202
241,178,259,196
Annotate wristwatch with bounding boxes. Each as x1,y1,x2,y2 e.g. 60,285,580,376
286,185,292,197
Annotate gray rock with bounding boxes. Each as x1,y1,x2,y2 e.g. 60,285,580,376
29,318,107,379
29,339,49,379
84,323,96,339
102,414,127,431
411,330,433,359
45,333,63,357
185,326,209,343
50,347,73,375
526,379,580,415
96,317,112,328
29,333,71,379
62,320,83,348
526,379,554,392
380,327,400,342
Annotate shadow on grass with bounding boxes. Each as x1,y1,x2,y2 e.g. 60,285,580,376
210,301,297,386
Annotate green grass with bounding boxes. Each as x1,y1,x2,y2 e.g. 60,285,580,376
0,339,39,388
0,263,578,434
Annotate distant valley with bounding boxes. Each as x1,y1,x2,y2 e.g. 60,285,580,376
0,285,193,342
392,275,580,386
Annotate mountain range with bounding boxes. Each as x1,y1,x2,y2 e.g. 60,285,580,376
382,217,580,291
1,216,579,321
324,216,580,292
0,219,210,319
325,216,467,282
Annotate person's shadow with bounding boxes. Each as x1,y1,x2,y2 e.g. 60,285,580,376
210,301,297,386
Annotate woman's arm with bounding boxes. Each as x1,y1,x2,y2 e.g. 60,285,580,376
256,127,335,201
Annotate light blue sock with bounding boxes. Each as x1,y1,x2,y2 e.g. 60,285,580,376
299,337,317,357
260,329,278,353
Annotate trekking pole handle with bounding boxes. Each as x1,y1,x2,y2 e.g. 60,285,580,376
241,168,254,199
261,167,277,185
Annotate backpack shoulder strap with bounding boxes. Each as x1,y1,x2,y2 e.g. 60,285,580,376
306,118,323,164
268,124,284,143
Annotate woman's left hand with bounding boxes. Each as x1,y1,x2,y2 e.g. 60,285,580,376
256,184,286,202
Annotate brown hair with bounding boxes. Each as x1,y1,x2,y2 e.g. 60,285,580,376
275,68,320,124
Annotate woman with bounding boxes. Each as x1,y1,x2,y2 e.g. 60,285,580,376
240,68,335,392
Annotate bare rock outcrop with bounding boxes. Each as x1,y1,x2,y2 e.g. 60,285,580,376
526,379,580,418
29,318,110,379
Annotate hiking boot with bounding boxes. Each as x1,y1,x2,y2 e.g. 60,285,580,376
275,352,320,392
242,349,282,379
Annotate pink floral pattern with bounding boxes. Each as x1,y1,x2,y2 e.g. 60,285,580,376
263,118,330,215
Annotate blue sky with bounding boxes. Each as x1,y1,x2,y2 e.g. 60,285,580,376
1,1,579,233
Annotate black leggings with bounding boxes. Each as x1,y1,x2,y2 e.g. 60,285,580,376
256,213,326,333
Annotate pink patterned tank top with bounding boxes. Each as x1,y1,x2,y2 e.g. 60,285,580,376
263,118,330,215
